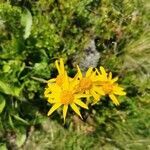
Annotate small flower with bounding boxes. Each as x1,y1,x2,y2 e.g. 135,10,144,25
45,73,88,122
75,65,104,103
96,66,126,105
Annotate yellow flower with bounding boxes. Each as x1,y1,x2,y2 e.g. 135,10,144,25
44,73,88,122
48,58,67,86
75,65,104,103
96,66,126,105
44,58,126,122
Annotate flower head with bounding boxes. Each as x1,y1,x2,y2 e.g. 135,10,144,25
44,58,126,122
75,65,104,103
96,66,126,105
45,73,88,122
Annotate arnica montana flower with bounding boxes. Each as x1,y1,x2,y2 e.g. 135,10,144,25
96,66,126,105
75,65,105,103
44,58,126,121
44,59,88,122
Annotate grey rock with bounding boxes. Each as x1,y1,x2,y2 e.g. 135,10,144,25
75,39,100,73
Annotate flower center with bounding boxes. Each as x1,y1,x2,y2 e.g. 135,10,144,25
56,75,64,86
60,90,74,105
102,82,113,94
79,77,92,91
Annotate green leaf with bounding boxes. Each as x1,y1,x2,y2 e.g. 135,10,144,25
8,115,15,129
12,86,22,97
2,64,11,73
0,143,7,150
0,81,12,95
0,80,22,97
21,8,32,39
12,115,29,125
0,95,6,114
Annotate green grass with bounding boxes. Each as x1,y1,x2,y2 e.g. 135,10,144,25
0,0,150,149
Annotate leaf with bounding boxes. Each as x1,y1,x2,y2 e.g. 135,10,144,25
21,8,32,39
13,86,22,97
0,80,22,97
0,95,6,114
0,81,12,95
8,115,15,129
2,63,11,73
12,115,29,125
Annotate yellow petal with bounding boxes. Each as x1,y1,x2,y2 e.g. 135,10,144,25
92,96,101,105
85,91,90,103
98,67,108,81
62,73,69,89
70,103,82,119
55,60,61,74
47,98,57,104
100,66,107,76
44,93,50,98
47,103,61,116
111,77,118,83
114,90,126,95
93,86,105,95
114,85,124,91
46,93,55,99
113,86,126,95
48,83,61,91
90,71,97,80
76,65,82,78
74,99,88,109
86,67,93,77
48,78,56,83
90,89,100,101
44,89,50,97
60,58,65,73
95,68,100,75
53,92,61,98
108,72,112,80
63,105,68,122
75,94,91,98
109,94,120,105
96,75,106,82
71,78,79,90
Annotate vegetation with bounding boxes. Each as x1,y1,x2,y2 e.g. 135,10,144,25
0,0,149,149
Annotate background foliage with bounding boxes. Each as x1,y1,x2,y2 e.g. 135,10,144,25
0,0,149,149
